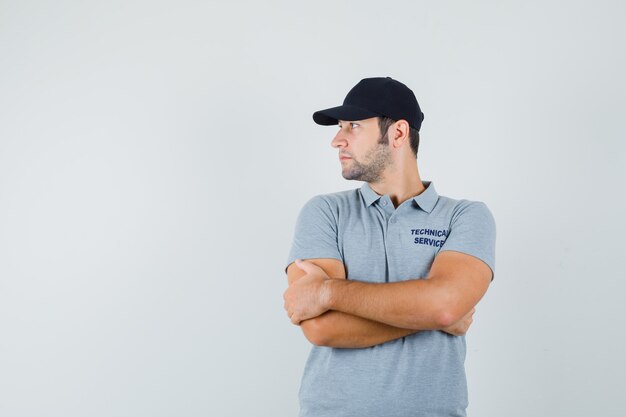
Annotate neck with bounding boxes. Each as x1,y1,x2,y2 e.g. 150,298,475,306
368,161,425,208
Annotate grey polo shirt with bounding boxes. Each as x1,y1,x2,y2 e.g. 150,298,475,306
285,180,496,417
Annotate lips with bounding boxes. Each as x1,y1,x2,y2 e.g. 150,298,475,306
339,155,351,160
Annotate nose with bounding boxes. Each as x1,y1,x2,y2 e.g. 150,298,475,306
331,127,348,149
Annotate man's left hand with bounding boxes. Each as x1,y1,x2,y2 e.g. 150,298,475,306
283,259,332,325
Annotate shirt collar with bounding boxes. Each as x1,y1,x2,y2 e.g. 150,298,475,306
359,180,439,213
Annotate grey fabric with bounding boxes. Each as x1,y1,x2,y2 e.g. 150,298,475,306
285,181,496,417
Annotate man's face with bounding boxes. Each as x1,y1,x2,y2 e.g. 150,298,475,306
331,117,391,182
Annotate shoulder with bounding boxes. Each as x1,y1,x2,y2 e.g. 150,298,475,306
434,194,495,227
301,187,361,212
452,199,493,217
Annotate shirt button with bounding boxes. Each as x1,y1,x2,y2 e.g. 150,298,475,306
390,218,396,224
382,200,387,206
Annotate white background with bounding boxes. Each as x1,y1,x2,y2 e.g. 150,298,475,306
1,1,624,416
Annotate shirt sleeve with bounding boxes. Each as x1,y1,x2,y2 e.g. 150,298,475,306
284,195,343,274
438,200,497,281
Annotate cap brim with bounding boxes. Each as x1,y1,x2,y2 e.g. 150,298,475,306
312,105,381,126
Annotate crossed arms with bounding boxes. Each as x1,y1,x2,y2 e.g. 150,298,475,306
284,250,492,348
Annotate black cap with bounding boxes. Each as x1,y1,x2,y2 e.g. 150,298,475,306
313,77,425,131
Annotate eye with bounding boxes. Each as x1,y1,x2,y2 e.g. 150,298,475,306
350,122,359,129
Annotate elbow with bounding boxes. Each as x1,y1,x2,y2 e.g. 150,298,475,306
406,308,455,330
433,303,469,328
428,295,461,328
434,309,457,328
301,317,331,347
426,284,464,328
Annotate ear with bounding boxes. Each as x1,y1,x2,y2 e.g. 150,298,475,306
392,119,410,148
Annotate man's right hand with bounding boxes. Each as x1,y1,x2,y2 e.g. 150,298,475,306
441,307,475,336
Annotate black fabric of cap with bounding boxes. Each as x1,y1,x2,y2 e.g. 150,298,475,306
312,76,425,131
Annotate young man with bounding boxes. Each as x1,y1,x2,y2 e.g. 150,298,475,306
283,76,496,417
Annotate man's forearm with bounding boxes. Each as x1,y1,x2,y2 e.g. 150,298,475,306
302,310,419,348
324,278,450,330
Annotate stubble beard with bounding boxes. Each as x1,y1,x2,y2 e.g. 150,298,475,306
341,135,391,183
